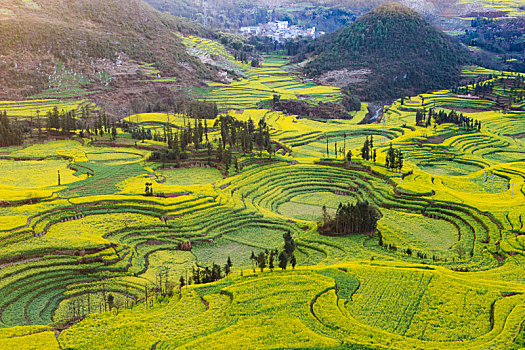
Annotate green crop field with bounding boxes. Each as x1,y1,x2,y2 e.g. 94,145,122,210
1,36,525,350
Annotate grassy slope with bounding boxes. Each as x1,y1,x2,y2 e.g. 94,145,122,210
0,0,212,99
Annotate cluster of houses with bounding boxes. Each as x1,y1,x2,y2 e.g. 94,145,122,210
240,21,324,42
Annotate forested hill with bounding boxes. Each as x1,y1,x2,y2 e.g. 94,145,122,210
303,2,472,101
0,0,213,100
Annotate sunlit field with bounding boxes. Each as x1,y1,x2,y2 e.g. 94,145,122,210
1,33,525,350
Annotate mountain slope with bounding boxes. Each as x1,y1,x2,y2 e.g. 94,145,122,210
303,2,472,100
0,0,213,101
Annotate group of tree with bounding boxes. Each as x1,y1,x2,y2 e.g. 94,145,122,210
180,257,233,288
319,201,379,235
91,111,117,140
360,135,377,162
130,126,153,141
131,94,219,119
147,113,274,171
233,50,250,63
232,49,260,67
431,109,482,131
460,17,525,72
415,109,432,127
451,77,525,102
385,143,403,171
457,81,494,96
249,231,296,272
0,112,23,147
45,107,118,140
1,104,122,145
46,107,77,134
268,95,356,120
270,90,361,116
215,114,274,158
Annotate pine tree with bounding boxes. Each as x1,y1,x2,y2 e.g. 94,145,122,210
361,137,370,160
250,251,256,272
278,251,287,270
283,231,295,256
257,252,266,272
225,256,233,275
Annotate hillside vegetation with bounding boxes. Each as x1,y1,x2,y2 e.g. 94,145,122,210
303,3,472,100
0,0,212,100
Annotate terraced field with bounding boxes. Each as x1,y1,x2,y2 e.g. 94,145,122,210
181,36,341,110
1,42,525,349
0,99,96,120
457,0,525,19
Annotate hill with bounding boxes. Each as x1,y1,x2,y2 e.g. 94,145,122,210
0,0,215,108
302,2,472,100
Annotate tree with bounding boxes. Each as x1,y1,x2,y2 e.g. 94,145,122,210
250,251,256,272
145,182,153,196
278,251,287,270
346,150,352,163
111,124,117,141
193,267,201,284
272,94,281,108
225,256,233,275
257,252,266,272
361,136,370,160
455,244,467,259
397,150,404,170
290,254,297,269
107,294,114,311
211,263,222,281
322,205,330,223
283,231,295,256
179,276,185,288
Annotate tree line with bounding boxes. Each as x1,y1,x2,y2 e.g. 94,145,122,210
385,143,404,171
359,135,377,162
130,93,219,118
0,112,23,147
319,201,379,235
431,109,481,131
147,114,274,170
268,93,361,120
183,257,234,287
